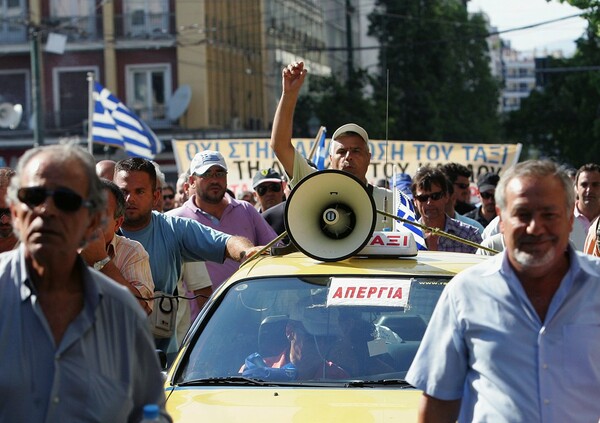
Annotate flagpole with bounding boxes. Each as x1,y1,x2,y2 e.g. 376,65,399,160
87,72,94,155
307,126,325,162
392,165,398,230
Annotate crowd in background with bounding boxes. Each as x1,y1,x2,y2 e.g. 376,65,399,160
1,58,599,421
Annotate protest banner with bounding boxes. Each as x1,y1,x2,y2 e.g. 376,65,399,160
173,138,522,196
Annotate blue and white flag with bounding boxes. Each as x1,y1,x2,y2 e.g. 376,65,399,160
314,127,327,170
394,190,427,250
91,82,163,159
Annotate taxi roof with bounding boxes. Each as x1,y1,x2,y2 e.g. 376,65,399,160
228,251,491,285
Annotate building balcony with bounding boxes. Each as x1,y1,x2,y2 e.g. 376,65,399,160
42,14,103,43
0,13,28,45
113,12,176,41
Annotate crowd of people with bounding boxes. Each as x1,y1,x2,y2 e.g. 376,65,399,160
1,60,599,421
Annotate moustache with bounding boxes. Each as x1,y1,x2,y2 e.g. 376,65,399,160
518,234,556,245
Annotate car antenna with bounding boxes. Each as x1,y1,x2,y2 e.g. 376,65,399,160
381,69,392,231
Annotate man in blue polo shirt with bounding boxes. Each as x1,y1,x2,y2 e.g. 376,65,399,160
114,157,262,361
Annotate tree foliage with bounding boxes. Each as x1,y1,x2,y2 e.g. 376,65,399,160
503,0,600,167
368,0,501,143
295,0,501,143
505,31,600,167
292,70,384,138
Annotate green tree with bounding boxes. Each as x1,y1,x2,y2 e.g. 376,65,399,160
367,0,501,142
295,0,500,142
505,30,600,166
293,70,385,139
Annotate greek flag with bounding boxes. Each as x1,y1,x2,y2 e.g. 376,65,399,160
91,82,163,159
314,128,327,170
394,190,427,250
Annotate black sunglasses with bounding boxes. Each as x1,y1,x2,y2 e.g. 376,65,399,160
163,194,175,200
454,182,470,189
17,186,91,212
256,183,282,196
480,191,495,200
414,191,445,203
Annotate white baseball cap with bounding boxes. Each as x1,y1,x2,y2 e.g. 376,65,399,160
189,150,228,176
331,123,369,144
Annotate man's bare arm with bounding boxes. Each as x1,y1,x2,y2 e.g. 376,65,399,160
224,236,263,262
270,61,308,178
418,393,461,423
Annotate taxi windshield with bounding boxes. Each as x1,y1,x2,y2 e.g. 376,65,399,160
177,276,448,385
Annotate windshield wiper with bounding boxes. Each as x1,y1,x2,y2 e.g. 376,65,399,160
344,379,414,388
178,376,278,387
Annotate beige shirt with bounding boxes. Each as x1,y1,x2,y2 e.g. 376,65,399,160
109,234,155,311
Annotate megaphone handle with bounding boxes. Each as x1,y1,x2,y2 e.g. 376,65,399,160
376,209,499,255
239,231,288,268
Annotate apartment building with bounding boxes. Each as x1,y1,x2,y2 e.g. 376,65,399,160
0,0,339,173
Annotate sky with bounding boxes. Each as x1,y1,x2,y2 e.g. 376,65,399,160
467,0,588,56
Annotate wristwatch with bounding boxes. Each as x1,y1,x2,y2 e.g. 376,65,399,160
93,256,111,271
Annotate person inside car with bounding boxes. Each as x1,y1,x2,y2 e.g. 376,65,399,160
242,297,348,380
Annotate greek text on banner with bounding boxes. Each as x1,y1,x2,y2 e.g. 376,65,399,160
172,138,522,195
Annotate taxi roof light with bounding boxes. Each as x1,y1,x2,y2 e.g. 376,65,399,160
358,230,418,257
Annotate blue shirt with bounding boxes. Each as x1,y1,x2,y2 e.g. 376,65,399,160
168,195,277,289
406,248,600,423
120,211,230,296
0,246,168,422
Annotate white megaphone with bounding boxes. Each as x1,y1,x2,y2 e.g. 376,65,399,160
0,103,23,129
285,170,376,262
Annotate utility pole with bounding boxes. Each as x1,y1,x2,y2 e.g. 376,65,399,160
29,25,44,146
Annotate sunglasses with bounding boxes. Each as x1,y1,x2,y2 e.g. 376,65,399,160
17,186,91,212
414,191,445,203
480,191,495,200
163,194,175,200
454,182,470,189
256,183,282,196
199,170,227,179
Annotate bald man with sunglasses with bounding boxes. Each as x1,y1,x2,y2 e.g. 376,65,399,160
0,144,169,421
412,166,481,253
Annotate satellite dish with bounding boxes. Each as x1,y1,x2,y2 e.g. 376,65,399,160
167,85,192,121
0,103,23,129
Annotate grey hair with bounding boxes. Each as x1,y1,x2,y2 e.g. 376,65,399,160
7,143,107,214
495,160,574,212
100,178,125,218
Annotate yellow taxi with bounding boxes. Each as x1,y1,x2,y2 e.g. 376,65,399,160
164,250,489,422
164,170,491,422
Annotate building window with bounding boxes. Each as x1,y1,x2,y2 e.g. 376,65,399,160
0,0,26,43
53,67,97,130
0,70,28,130
50,0,97,40
124,0,169,38
126,64,170,127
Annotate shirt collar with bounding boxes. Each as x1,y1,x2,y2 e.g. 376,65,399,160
107,235,118,258
17,244,101,310
492,244,597,282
